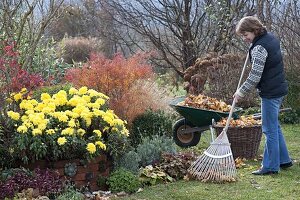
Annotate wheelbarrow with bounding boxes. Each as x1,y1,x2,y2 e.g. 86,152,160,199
169,96,242,148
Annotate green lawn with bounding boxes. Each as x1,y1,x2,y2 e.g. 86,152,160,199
116,123,300,200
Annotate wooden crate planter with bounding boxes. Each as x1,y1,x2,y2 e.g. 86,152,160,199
23,154,111,191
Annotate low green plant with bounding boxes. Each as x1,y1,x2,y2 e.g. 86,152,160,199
280,110,300,124
56,185,84,200
240,107,261,116
106,131,133,165
96,175,107,190
139,165,174,186
129,109,175,147
0,125,12,168
107,168,140,194
116,150,141,174
136,135,176,167
285,70,300,115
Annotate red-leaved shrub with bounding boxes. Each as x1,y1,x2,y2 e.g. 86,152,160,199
65,52,155,123
0,41,45,94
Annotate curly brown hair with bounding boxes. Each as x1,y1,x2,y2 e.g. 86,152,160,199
236,16,267,36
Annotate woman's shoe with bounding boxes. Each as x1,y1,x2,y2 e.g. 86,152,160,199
252,168,278,175
280,161,293,169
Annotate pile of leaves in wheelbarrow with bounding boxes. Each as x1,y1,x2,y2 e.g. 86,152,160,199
178,94,231,112
178,94,261,127
217,116,261,127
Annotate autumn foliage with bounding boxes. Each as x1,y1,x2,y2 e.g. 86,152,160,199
65,52,155,124
0,41,44,99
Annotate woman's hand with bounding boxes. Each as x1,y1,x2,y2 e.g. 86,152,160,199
233,92,242,103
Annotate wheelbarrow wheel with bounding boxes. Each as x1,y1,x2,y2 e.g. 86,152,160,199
173,118,201,148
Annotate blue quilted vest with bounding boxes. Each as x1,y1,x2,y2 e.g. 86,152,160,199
249,32,288,98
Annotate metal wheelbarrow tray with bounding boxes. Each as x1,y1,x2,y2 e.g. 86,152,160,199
169,97,242,148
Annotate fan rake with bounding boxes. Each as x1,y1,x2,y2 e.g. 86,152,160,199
188,53,250,182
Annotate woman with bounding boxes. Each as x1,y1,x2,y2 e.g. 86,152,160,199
234,16,292,175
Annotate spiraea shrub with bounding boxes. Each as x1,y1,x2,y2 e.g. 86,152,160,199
65,52,159,124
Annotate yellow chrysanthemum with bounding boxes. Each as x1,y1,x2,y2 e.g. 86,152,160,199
28,113,45,126
53,92,68,106
35,103,46,112
93,109,105,117
82,95,91,103
65,110,80,118
17,125,28,133
87,103,100,109
113,118,124,126
95,98,105,107
84,117,92,127
13,93,23,101
121,128,130,136
6,98,13,104
28,99,38,106
46,129,55,135
103,126,110,132
57,90,67,96
78,86,88,95
68,95,86,107
7,111,20,120
98,92,109,100
95,141,106,150
20,88,27,93
61,127,74,135
68,119,76,127
93,130,102,137
22,121,33,128
52,112,68,122
77,128,86,136
19,100,34,110
25,110,34,115
21,115,28,122
69,87,78,95
87,89,99,97
32,128,42,136
57,137,67,145
106,110,115,119
86,143,96,154
103,115,114,126
37,121,48,130
72,105,89,115
41,93,51,101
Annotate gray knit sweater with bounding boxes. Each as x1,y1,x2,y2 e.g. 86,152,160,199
237,45,268,97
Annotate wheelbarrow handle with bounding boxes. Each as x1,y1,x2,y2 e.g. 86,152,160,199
250,108,292,120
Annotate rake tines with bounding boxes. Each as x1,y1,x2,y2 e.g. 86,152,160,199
188,131,237,183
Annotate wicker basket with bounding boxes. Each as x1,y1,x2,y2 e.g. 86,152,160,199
213,125,263,159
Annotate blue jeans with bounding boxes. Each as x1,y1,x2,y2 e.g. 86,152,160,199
261,97,291,171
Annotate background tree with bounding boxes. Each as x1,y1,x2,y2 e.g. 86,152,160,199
98,0,212,77
0,0,65,68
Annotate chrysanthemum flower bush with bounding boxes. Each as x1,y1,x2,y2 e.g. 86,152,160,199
6,86,129,164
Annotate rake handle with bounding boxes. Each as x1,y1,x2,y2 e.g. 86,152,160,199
223,53,249,133
237,53,249,90
223,99,236,133
223,53,249,132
